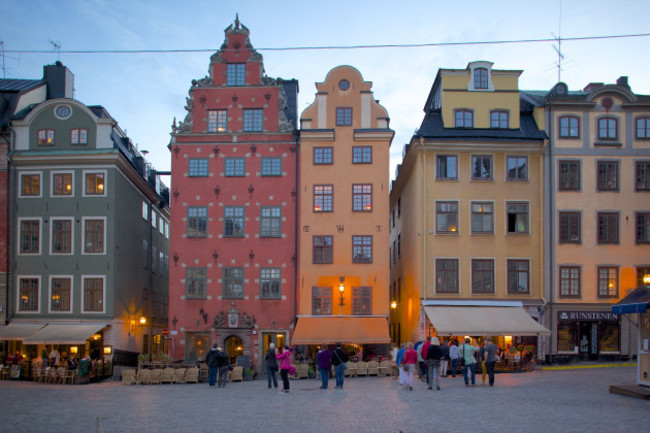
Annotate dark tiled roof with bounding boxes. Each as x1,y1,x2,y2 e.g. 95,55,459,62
0,79,42,92
417,110,546,141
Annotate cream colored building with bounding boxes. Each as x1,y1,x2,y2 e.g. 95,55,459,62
292,66,393,355
390,62,549,350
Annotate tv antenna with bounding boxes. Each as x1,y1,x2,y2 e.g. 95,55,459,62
0,40,19,79
48,39,61,61
552,0,564,83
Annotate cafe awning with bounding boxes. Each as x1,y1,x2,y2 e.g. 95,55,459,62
22,323,108,345
612,287,650,315
423,301,551,336
291,316,390,345
0,322,45,340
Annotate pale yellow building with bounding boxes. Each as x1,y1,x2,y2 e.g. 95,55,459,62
292,66,394,356
390,62,550,350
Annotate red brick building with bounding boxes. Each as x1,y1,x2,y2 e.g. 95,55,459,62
168,17,298,372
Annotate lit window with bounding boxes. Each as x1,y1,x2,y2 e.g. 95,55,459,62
471,202,493,234
314,185,333,212
207,110,227,132
597,266,618,298
21,173,41,196
352,184,372,212
37,129,55,145
53,173,72,196
50,277,71,312
19,278,39,311
436,202,458,233
85,172,105,195
70,129,88,145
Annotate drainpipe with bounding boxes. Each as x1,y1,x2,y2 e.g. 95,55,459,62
547,100,555,364
4,127,15,327
293,130,299,336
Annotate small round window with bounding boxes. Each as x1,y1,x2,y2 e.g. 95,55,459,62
338,79,350,91
55,105,72,119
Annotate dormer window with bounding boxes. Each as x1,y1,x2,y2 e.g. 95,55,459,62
474,68,489,89
455,110,473,128
227,64,245,86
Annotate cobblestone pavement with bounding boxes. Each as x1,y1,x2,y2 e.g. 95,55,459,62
0,365,648,433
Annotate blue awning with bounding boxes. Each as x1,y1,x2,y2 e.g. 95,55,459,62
612,287,650,315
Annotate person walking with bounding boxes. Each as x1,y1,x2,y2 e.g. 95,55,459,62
419,336,431,384
459,338,477,387
439,337,450,377
449,340,460,378
396,343,406,386
216,346,230,388
402,342,418,391
265,343,279,389
425,337,443,390
316,345,332,389
205,343,220,388
483,337,498,386
276,345,293,394
331,343,348,389
478,339,487,385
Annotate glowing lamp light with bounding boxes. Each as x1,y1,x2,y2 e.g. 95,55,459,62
92,334,101,340
365,203,372,210
314,205,321,211
449,226,457,232
103,346,112,355
70,346,78,354
97,183,104,191
339,282,345,293
139,317,147,325
390,301,398,309
644,274,650,286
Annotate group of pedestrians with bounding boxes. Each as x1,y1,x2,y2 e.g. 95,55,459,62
395,336,499,390
205,343,231,388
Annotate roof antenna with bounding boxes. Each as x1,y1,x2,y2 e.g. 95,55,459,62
551,0,564,83
48,39,61,62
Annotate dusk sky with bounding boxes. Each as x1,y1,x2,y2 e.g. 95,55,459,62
2,0,649,187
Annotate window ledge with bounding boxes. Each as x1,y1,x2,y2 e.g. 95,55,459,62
594,141,622,147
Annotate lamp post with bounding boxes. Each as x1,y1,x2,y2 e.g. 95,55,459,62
338,277,345,315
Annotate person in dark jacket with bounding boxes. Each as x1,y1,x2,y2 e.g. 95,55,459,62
265,343,278,389
316,346,332,389
215,347,230,388
426,337,443,390
330,343,348,389
205,343,220,387
439,337,450,377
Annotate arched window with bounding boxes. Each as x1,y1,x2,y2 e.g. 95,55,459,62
598,117,618,140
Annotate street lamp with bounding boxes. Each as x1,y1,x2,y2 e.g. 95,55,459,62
338,277,345,314
390,300,398,310
643,274,650,286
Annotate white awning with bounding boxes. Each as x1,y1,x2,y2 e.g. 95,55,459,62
22,323,108,345
423,305,551,336
0,323,46,340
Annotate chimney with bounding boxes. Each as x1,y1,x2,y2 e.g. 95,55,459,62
43,61,74,100
616,76,629,89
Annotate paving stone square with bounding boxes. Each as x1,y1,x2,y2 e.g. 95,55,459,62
0,366,648,433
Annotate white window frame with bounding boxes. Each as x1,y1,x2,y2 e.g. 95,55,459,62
16,275,41,314
18,171,43,198
49,216,74,255
81,274,106,314
82,169,107,197
81,216,107,255
50,170,75,197
159,217,165,234
142,201,148,220
151,210,157,228
48,275,73,314
18,217,42,256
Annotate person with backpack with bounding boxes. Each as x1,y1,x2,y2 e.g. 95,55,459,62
264,343,279,389
331,343,348,389
425,337,443,390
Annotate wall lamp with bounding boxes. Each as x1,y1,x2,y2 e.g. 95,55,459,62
338,277,345,307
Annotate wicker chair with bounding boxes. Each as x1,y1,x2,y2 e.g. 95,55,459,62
149,369,163,384
344,362,357,377
136,368,152,385
121,369,137,385
296,364,309,379
185,367,200,384
367,361,380,376
64,369,77,384
378,360,392,376
355,361,368,376
229,366,243,382
172,368,186,384
159,367,174,384
32,366,43,382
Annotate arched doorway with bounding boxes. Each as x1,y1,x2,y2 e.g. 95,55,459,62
224,335,243,364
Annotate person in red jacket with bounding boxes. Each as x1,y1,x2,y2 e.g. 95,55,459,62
420,336,431,384
402,342,418,391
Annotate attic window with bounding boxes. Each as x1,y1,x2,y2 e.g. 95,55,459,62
474,68,488,89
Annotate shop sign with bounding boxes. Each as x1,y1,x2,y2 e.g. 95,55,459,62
557,311,619,321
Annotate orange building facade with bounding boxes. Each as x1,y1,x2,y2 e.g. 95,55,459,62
292,66,393,358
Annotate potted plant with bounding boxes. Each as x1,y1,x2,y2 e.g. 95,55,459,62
137,353,148,369
244,367,255,381
157,352,170,364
